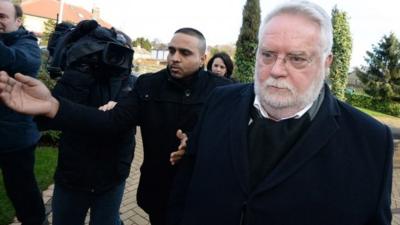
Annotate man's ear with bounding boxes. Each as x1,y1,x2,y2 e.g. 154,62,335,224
16,17,22,27
200,54,207,68
325,53,333,67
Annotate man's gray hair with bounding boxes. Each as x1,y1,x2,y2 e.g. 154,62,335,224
258,0,333,55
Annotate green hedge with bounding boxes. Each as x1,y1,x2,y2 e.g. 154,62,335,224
37,51,60,145
345,92,400,117
39,130,60,146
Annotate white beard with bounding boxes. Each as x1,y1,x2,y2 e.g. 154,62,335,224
254,68,326,112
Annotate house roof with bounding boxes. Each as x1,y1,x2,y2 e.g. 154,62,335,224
21,0,111,28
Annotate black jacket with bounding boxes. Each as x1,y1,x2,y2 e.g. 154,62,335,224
0,27,41,152
168,84,393,225
50,68,232,213
38,69,136,193
134,69,232,214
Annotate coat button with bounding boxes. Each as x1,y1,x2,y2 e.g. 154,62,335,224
185,89,191,97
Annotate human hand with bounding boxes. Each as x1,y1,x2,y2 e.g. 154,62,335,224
98,101,117,111
170,129,188,165
0,71,59,117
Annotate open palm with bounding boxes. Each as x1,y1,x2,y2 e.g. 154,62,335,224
0,72,53,116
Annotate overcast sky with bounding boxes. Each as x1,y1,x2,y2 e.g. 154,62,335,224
64,0,399,68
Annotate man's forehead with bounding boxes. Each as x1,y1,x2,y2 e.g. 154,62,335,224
0,1,15,15
260,24,322,52
170,33,199,45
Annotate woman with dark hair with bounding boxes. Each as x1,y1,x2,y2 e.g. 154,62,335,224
207,52,234,79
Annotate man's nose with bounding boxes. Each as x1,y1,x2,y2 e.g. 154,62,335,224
170,53,181,62
270,58,288,78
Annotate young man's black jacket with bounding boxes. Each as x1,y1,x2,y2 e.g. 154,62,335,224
37,69,136,193
49,67,232,214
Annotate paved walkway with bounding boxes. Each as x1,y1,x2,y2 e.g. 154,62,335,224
393,140,400,225
10,133,150,225
9,135,400,225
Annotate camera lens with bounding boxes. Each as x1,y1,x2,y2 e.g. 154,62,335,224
105,51,125,66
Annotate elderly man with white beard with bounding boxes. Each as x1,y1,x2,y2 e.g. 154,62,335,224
0,1,394,225
165,1,393,225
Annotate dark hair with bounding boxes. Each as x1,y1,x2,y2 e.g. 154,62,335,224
174,27,206,54
207,52,234,78
13,3,23,19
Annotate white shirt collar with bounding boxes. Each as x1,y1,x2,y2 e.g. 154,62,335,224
253,95,313,121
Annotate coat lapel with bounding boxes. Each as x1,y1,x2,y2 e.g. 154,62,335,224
228,85,254,194
254,87,341,194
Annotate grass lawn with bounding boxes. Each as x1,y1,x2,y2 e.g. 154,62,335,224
356,107,394,117
356,107,400,128
0,146,57,225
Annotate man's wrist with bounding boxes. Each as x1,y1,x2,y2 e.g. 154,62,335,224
45,96,60,118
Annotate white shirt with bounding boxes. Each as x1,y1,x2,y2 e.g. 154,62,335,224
253,95,313,121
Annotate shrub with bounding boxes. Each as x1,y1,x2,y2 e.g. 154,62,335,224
37,50,60,145
39,130,60,146
345,92,400,117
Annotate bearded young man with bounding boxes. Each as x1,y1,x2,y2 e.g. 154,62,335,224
166,1,393,225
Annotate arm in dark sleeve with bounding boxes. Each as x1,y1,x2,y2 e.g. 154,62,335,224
42,88,140,135
369,125,394,225
39,72,144,134
0,38,41,76
36,69,97,130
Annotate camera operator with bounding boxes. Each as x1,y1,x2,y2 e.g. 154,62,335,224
0,1,46,225
36,22,136,225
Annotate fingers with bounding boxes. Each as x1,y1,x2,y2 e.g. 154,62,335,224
170,129,189,165
176,129,184,138
0,71,10,82
0,86,10,99
98,101,117,111
0,71,13,85
0,72,17,94
0,72,39,93
170,149,185,165
176,129,188,142
176,129,188,149
14,73,41,86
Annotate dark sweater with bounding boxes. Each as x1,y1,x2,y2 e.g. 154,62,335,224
247,106,311,190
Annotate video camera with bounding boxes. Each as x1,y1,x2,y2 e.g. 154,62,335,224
47,20,134,79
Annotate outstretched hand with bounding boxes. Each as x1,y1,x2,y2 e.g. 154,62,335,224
0,71,59,117
170,129,188,165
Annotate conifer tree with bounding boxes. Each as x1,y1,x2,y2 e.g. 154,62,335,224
356,33,400,101
234,0,260,83
40,19,56,46
132,37,152,51
330,6,352,100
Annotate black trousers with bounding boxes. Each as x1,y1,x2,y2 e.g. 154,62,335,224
0,145,46,225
